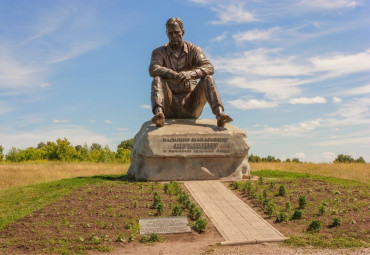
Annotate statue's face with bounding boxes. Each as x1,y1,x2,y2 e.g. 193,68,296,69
166,23,183,47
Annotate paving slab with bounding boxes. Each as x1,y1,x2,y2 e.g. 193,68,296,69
185,181,287,245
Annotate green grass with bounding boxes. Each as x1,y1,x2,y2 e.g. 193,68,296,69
251,170,364,186
0,174,127,231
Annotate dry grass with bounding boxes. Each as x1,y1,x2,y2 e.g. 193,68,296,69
250,162,370,184
0,162,129,190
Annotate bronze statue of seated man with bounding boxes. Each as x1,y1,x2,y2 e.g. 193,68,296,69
150,17,232,127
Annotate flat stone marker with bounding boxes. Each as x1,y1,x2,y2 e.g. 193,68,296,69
139,216,191,235
185,181,287,245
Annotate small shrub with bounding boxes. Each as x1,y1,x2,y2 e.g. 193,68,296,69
193,218,208,233
266,202,276,216
285,201,291,211
229,182,239,190
243,182,252,195
331,217,341,227
318,205,326,215
116,233,126,243
191,207,202,221
128,234,135,242
298,195,307,209
291,209,304,220
278,185,286,196
275,212,288,223
177,191,189,205
140,233,162,243
262,189,268,199
171,204,183,216
156,202,164,215
258,176,264,185
307,220,321,232
164,183,169,194
151,192,162,209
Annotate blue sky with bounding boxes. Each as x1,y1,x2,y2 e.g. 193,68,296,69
0,0,369,162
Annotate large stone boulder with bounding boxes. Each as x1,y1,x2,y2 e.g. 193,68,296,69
127,119,250,181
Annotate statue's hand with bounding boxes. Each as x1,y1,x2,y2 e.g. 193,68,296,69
177,71,192,83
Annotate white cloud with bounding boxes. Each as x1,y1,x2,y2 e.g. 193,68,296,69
0,125,109,152
88,119,96,123
208,2,258,24
40,83,50,88
299,0,359,9
339,83,370,96
140,104,151,109
212,49,370,100
322,152,336,161
333,97,342,103
116,127,129,131
53,119,70,124
314,137,370,146
290,96,326,104
293,152,306,159
210,31,228,42
310,49,370,78
105,120,112,124
250,120,321,136
228,99,278,110
233,27,279,42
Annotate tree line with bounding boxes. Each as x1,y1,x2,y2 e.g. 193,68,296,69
0,138,134,163
249,154,366,163
0,140,366,163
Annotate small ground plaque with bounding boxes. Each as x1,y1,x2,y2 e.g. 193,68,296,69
139,216,191,235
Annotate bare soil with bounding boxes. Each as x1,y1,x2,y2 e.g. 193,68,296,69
0,178,369,255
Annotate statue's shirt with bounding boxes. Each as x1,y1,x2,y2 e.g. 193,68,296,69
149,41,214,94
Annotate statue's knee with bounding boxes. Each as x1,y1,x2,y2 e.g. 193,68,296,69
204,75,215,84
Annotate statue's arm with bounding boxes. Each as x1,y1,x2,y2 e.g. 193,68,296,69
187,46,214,79
149,48,178,79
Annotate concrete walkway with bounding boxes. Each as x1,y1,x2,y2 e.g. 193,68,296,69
184,181,287,245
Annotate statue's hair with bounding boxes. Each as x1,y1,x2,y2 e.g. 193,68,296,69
166,17,184,31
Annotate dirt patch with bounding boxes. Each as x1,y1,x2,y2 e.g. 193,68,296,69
225,177,370,248
0,181,222,254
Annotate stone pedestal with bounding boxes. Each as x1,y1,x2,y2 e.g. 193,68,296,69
127,119,250,181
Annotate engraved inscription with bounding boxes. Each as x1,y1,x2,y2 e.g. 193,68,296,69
139,216,191,234
159,136,233,155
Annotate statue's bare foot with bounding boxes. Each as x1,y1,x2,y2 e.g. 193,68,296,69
217,113,233,127
152,112,165,127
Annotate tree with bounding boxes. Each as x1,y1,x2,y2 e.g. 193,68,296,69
0,145,4,162
6,147,21,162
334,154,355,163
90,143,102,152
116,147,131,163
292,158,301,163
117,138,134,150
356,156,366,163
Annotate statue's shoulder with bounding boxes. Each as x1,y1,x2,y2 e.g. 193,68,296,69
184,41,203,52
152,43,169,54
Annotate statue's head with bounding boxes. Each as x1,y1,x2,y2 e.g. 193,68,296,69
166,17,184,48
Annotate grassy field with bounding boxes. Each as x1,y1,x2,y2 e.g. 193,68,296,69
0,162,129,190
250,162,370,184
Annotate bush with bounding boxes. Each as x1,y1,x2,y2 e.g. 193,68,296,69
278,185,286,196
151,192,162,209
140,233,162,243
192,218,208,233
291,209,304,220
171,205,183,216
229,182,239,190
285,201,291,211
318,205,326,215
331,217,341,227
307,220,321,232
299,195,307,209
266,202,276,216
275,212,288,223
